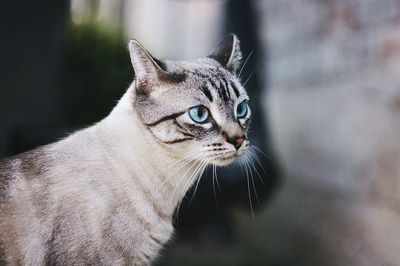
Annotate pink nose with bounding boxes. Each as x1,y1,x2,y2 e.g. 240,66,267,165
227,135,246,150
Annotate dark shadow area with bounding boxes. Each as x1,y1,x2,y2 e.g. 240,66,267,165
0,0,69,158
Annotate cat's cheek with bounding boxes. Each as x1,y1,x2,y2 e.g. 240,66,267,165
239,118,251,129
148,126,170,143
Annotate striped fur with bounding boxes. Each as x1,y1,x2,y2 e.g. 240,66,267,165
0,34,251,265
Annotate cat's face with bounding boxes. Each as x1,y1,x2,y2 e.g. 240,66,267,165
130,34,250,166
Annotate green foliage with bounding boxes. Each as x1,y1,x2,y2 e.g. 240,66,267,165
63,23,132,126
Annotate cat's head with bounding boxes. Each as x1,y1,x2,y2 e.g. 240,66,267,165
129,34,251,166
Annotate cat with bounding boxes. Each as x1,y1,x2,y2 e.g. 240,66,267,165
0,33,251,265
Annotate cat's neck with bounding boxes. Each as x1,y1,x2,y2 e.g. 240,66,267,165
98,84,200,214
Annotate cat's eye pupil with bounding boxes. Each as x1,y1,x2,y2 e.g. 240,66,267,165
189,105,209,123
197,107,204,117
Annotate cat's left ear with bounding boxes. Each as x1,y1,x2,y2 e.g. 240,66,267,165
208,33,242,74
129,40,186,95
129,40,164,91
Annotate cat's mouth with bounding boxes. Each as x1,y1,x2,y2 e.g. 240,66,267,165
207,143,249,166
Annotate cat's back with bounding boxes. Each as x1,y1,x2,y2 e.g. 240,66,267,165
0,128,104,216
0,157,14,199
0,146,50,198
0,129,112,265
0,145,55,265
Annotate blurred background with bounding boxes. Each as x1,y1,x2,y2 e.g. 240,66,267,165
1,0,400,265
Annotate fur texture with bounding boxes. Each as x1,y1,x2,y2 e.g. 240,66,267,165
0,34,251,265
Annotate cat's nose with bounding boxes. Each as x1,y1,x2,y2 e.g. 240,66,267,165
226,134,246,150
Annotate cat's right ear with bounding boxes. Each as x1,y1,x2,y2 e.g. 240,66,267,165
129,40,164,94
208,33,242,75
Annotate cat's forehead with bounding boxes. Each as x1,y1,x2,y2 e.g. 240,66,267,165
177,58,234,80
169,59,248,101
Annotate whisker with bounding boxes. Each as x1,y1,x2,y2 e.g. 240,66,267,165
248,147,268,175
175,154,208,212
164,150,204,171
174,154,206,197
245,156,261,206
212,163,219,206
243,68,255,87
175,158,207,220
242,158,255,219
239,50,253,78
252,145,271,159
172,154,206,200
161,150,204,187
162,160,196,191
189,157,211,205
214,164,222,193
247,150,265,185
174,155,207,221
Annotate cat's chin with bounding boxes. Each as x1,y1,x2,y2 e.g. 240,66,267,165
212,155,237,166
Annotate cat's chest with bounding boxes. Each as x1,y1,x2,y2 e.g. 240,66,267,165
103,203,174,264
98,178,175,261
50,162,176,263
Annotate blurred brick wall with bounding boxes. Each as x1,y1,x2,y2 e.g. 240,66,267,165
254,0,400,265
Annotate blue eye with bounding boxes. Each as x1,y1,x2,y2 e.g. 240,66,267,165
189,105,209,123
236,101,249,119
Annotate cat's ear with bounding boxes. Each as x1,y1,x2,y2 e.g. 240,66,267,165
129,40,164,92
208,33,242,74
129,40,186,94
